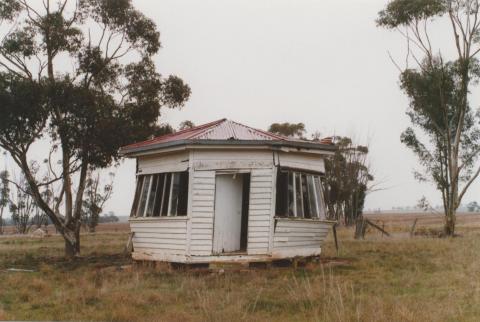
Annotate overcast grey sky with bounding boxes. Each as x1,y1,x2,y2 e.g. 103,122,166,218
3,0,480,215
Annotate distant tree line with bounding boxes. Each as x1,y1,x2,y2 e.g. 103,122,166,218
99,211,120,223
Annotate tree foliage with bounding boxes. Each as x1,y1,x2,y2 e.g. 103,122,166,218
0,0,190,256
99,211,119,223
268,122,306,138
179,120,195,130
400,60,480,208
377,0,446,27
467,201,480,212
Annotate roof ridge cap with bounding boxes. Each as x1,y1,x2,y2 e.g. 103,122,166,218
227,119,287,140
187,118,227,139
173,118,225,138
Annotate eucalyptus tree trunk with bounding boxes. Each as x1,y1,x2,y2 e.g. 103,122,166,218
445,211,456,236
64,226,81,257
0,208,3,235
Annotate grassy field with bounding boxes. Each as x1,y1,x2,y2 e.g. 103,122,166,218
1,215,480,321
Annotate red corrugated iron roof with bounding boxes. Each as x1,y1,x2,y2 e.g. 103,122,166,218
123,118,287,149
121,119,335,153
123,118,226,149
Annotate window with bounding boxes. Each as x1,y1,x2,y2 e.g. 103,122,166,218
130,172,189,217
275,169,326,219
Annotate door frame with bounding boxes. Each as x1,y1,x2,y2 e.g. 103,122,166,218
212,171,251,255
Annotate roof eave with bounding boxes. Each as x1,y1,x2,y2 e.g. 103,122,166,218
119,139,337,157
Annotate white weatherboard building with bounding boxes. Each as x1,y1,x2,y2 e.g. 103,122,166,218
120,119,336,264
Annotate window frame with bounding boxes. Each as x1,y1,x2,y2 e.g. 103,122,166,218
275,168,326,220
131,171,189,218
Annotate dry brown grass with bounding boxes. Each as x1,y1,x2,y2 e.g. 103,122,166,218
1,217,480,321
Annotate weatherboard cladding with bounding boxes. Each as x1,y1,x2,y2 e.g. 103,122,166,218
190,170,216,256
273,219,330,249
247,168,275,254
130,218,188,255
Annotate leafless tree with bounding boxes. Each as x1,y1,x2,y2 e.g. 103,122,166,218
9,175,37,234
82,170,114,233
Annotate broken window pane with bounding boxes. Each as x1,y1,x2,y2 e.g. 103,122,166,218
146,174,159,217
275,168,327,219
130,176,144,217
275,171,288,217
177,172,189,216
137,175,151,217
168,173,181,216
307,175,319,218
131,172,189,218
161,173,172,216
314,176,326,219
295,173,304,218
152,173,165,217
301,174,311,218
288,172,295,217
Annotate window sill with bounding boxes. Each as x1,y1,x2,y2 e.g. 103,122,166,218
129,216,188,222
274,216,336,224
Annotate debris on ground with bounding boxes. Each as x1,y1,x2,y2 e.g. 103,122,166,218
30,228,49,238
5,268,36,272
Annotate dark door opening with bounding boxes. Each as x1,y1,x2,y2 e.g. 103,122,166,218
240,173,250,251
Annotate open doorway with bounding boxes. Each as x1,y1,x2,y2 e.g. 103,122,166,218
213,173,250,254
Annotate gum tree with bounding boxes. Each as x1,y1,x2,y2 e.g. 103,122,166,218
268,122,307,139
378,0,480,236
0,0,190,257
322,137,373,226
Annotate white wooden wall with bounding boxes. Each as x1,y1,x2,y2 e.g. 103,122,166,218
247,168,275,254
188,170,216,256
189,150,276,256
272,218,331,257
130,148,331,262
130,218,188,256
276,151,325,173
192,150,273,171
137,151,189,174
187,167,277,257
